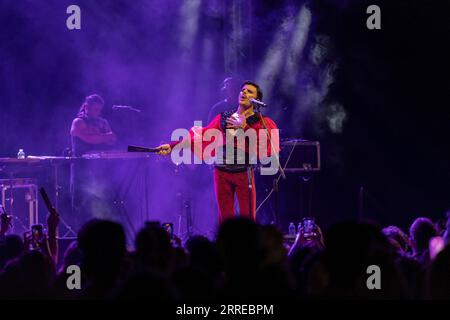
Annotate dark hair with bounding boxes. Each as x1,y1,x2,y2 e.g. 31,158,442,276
382,226,410,253
409,217,437,252
77,94,104,117
240,80,263,101
77,219,126,280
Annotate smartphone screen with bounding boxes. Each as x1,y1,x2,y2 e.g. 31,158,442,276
303,218,315,235
31,224,44,241
162,222,174,239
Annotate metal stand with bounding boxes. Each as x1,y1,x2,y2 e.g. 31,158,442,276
177,194,196,241
251,103,286,227
174,164,201,241
52,162,76,237
112,160,145,240
0,177,38,233
246,166,254,220
273,177,279,227
255,140,297,229
184,198,193,238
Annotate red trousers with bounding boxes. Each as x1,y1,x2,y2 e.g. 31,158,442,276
213,167,256,223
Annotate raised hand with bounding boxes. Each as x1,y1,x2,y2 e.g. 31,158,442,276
46,207,60,236
0,213,12,236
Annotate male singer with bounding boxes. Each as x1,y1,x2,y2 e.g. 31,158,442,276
156,81,279,223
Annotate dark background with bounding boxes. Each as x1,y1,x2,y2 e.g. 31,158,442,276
0,0,449,235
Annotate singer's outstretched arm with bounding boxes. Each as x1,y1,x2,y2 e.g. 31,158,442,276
156,114,222,155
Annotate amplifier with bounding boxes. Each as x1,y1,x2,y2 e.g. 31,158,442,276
0,178,39,233
280,139,320,172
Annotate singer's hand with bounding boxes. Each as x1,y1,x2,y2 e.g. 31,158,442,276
156,144,172,156
226,114,246,129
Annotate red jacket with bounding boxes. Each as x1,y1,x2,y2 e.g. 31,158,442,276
170,112,279,163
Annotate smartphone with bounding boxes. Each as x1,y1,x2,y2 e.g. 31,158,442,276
302,217,315,238
31,224,45,242
162,222,174,239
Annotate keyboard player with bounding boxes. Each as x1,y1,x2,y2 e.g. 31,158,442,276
69,94,117,228
70,94,117,156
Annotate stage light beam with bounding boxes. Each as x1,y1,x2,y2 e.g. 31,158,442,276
178,0,202,54
282,5,312,91
256,11,297,97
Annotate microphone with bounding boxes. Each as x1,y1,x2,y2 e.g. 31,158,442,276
112,105,142,113
127,145,159,153
249,98,268,108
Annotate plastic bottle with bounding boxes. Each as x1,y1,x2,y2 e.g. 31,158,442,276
17,149,25,159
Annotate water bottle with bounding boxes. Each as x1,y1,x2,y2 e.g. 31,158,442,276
17,149,25,159
288,222,296,236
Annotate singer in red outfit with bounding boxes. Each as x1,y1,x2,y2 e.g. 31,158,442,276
156,81,279,223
